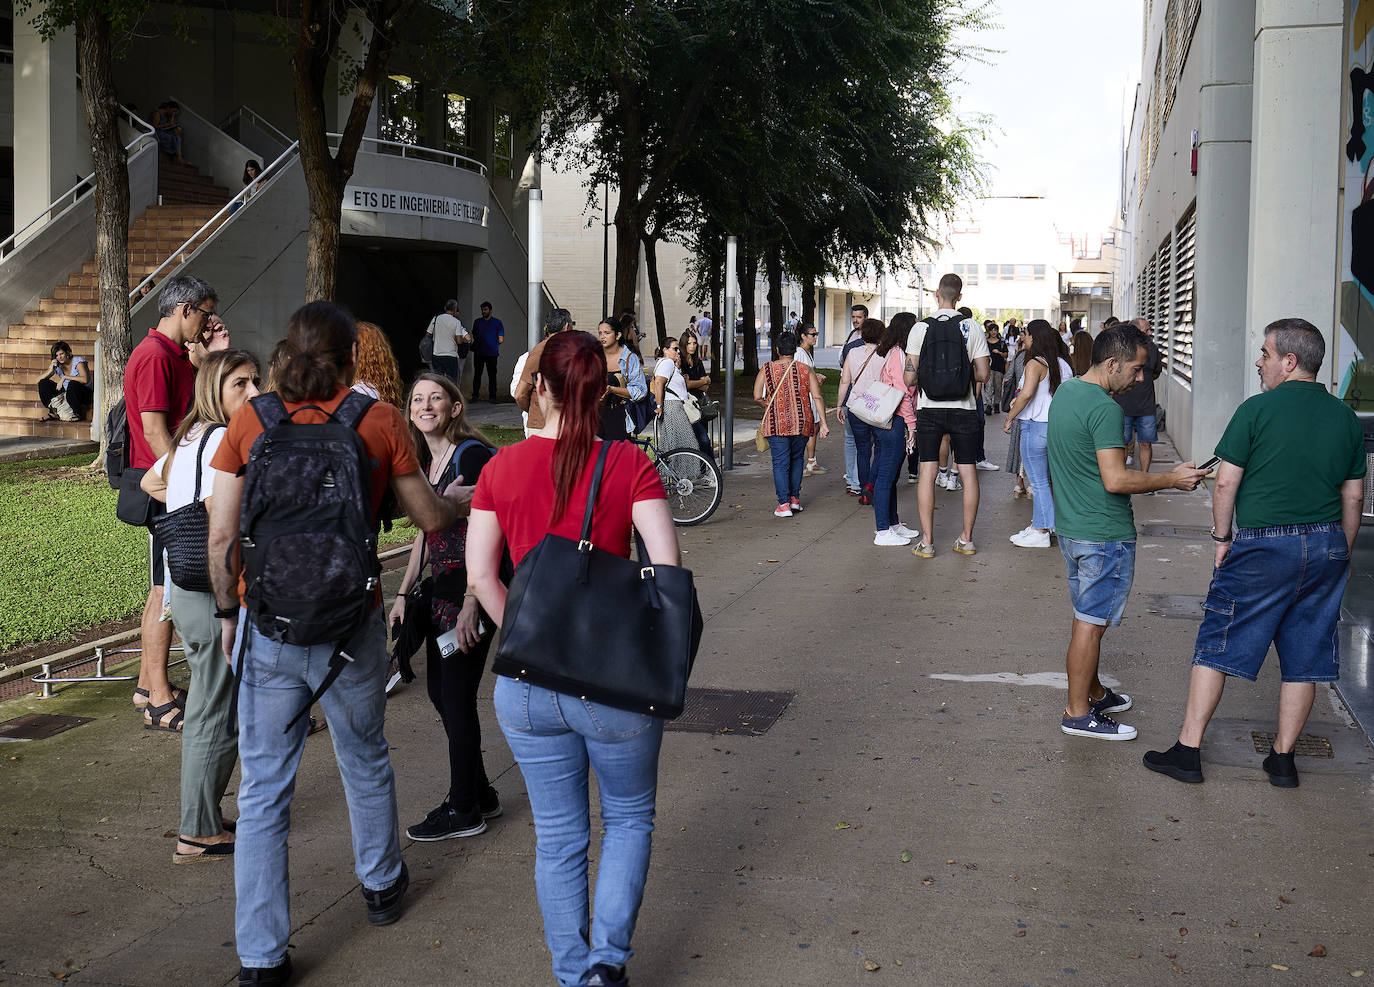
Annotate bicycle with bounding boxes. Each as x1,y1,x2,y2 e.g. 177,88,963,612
629,424,722,526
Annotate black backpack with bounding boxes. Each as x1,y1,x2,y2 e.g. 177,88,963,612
234,390,382,727
104,398,129,489
918,313,974,402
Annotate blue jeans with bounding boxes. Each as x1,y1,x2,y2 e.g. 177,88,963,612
234,611,402,969
494,677,665,987
843,418,859,491
1192,523,1348,682
767,434,807,504
1018,419,1053,529
851,417,906,530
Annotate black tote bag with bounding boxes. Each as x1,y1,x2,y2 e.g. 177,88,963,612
491,441,703,718
152,425,223,593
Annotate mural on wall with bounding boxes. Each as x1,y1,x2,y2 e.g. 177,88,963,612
1341,0,1374,404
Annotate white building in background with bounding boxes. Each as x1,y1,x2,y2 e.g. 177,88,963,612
1117,0,1350,460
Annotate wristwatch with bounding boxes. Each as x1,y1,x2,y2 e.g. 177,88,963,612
1210,528,1233,543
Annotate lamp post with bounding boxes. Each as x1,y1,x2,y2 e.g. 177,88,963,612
723,235,738,471
528,188,542,349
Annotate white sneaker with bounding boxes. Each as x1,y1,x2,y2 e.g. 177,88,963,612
891,523,921,540
1009,525,1034,542
933,470,948,490
947,471,963,491
975,460,1001,471
774,504,793,518
1125,456,1134,466
874,530,912,546
1010,528,1051,548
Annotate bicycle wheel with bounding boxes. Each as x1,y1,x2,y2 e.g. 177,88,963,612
655,447,722,526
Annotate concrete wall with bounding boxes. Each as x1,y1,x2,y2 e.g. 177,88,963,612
168,98,262,203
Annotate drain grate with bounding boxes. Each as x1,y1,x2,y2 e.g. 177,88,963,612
1139,523,1212,539
0,712,92,742
665,688,794,735
1250,731,1334,758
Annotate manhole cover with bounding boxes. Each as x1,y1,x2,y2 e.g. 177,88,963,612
1140,594,1207,619
1250,731,1334,758
666,688,794,735
1139,524,1211,539
0,712,92,742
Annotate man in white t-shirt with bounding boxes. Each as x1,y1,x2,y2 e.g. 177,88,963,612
427,299,469,388
903,273,990,557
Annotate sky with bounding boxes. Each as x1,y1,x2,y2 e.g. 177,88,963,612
949,0,1144,236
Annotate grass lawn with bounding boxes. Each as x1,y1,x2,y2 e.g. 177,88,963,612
1,426,531,653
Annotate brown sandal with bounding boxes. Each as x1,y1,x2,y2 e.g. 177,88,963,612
144,700,185,732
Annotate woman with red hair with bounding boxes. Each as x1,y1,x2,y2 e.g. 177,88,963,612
352,321,403,407
466,330,680,987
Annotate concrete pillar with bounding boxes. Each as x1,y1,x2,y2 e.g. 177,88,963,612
1244,0,1344,390
1187,0,1256,461
13,22,89,236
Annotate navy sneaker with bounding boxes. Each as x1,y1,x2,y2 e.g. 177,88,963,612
478,788,504,820
238,955,292,986
407,802,487,841
1061,711,1137,740
1089,687,1132,715
583,963,629,987
363,861,409,926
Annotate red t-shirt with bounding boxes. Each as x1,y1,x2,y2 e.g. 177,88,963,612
211,387,421,602
124,329,194,469
472,438,666,566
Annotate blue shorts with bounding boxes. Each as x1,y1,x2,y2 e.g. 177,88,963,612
1122,414,1158,443
1059,536,1136,627
1192,523,1348,683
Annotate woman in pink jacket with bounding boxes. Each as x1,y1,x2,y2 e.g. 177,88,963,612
835,314,920,546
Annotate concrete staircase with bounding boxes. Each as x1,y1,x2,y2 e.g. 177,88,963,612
0,157,230,438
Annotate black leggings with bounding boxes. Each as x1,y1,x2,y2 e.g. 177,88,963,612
425,624,494,813
38,378,92,418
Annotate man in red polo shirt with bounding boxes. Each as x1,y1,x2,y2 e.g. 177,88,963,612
124,273,215,730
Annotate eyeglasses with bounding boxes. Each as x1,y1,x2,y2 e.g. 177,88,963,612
804,331,819,337
190,305,215,320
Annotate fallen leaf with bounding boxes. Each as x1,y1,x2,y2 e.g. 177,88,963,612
863,959,880,972
1272,965,1289,971
1226,920,1238,927
1351,971,1365,978
1279,895,1294,904
921,876,934,886
1310,945,1327,957
835,822,850,830
1014,930,1026,938
899,850,912,863
1179,928,1188,936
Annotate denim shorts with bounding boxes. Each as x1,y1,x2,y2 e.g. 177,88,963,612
1192,523,1348,683
1059,536,1136,627
1122,413,1158,443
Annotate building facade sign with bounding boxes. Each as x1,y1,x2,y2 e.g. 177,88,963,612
343,185,488,226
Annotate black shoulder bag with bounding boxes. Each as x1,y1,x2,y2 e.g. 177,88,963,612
151,425,224,592
491,441,703,718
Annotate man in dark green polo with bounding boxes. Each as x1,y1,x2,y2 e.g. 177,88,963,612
1144,318,1366,788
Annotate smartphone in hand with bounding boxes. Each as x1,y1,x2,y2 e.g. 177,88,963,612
1197,456,1221,473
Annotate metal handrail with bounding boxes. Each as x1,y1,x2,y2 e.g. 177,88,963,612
219,105,293,151
327,132,487,176
0,106,155,261
128,139,301,300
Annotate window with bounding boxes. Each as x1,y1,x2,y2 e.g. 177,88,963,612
1031,309,1045,320
379,75,423,145
493,111,513,179
1033,264,1046,280
999,264,1015,281
953,263,978,286
1014,264,1035,281
444,93,470,154
1172,207,1196,384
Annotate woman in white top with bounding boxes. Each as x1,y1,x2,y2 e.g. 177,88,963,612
652,337,699,454
141,349,260,860
794,322,830,476
1003,319,1073,548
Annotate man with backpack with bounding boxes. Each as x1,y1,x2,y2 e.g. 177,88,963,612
208,302,475,986
123,273,217,730
903,273,990,558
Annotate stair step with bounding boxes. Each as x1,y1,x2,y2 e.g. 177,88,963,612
0,417,93,440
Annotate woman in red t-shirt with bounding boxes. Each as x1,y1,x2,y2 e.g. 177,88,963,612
467,331,678,987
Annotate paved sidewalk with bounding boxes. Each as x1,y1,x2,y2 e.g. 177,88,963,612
1,418,1371,985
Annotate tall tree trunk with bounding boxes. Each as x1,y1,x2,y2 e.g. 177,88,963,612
800,273,817,329
612,197,642,317
765,244,783,359
294,0,410,302
737,246,759,376
78,11,130,447
642,233,668,346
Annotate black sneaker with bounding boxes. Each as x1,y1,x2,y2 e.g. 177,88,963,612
583,963,629,987
406,802,487,841
238,955,292,986
1143,743,1204,784
1262,748,1300,788
478,788,503,820
362,861,409,926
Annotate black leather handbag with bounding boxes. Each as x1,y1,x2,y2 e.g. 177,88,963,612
152,425,222,592
491,441,703,718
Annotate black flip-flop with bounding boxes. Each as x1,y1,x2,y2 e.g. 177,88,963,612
172,837,235,864
144,700,185,732
35,413,59,423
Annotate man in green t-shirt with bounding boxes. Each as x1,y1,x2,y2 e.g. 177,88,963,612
1047,324,1207,741
1144,319,1365,788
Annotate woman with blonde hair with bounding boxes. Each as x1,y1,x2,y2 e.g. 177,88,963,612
141,348,260,858
353,321,404,406
390,372,504,841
